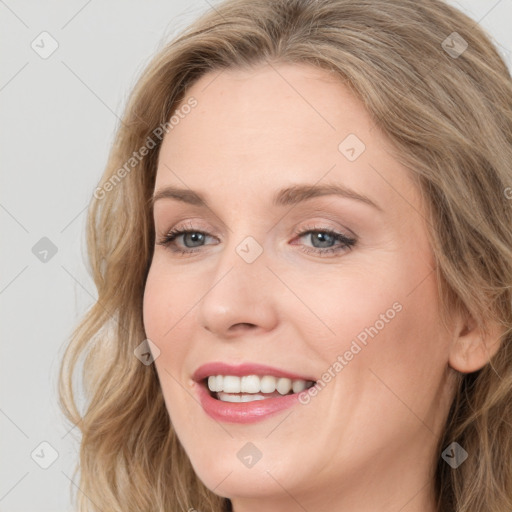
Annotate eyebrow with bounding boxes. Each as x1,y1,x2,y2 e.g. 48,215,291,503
150,183,382,212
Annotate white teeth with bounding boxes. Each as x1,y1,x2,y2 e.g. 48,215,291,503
223,375,241,393
276,377,292,395
292,379,307,393
217,392,267,403
241,375,260,394
208,376,217,392
240,393,266,402
260,375,276,393
206,374,314,396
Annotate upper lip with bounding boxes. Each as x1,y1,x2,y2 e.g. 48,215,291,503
193,362,317,383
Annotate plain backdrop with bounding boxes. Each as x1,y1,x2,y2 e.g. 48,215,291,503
1,1,511,510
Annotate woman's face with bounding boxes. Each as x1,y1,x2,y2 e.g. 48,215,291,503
143,63,459,511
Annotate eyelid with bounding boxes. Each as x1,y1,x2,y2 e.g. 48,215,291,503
156,219,213,237
294,222,355,239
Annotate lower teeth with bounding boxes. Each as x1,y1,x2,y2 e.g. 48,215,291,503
215,391,293,403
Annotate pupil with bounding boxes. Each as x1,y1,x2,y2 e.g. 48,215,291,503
184,232,204,247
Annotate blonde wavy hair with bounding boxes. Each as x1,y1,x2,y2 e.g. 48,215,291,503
58,0,512,510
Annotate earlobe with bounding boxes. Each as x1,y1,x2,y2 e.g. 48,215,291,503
448,314,504,374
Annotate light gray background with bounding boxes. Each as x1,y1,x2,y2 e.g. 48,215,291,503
1,1,511,511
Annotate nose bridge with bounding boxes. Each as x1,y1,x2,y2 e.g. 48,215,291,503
215,212,270,278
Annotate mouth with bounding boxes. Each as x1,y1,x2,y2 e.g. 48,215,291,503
202,374,316,403
192,362,318,422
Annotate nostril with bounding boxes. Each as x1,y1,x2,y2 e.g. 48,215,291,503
230,323,257,331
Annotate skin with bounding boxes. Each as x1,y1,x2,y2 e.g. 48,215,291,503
142,62,502,512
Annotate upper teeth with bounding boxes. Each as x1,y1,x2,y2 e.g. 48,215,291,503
207,375,314,395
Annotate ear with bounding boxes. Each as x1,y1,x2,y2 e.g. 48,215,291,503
448,311,504,374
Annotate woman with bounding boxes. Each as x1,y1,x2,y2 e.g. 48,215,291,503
58,0,512,510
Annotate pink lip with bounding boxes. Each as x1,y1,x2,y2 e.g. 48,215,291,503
192,362,316,382
195,379,309,424
192,362,316,424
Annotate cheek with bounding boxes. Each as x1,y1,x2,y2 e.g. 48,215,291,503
142,261,193,339
142,265,195,416
344,268,450,417
142,267,165,340
287,261,403,357
142,261,203,387
310,251,445,381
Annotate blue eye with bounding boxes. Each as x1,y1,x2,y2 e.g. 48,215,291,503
294,228,356,256
157,223,356,257
157,224,214,255
171,231,206,248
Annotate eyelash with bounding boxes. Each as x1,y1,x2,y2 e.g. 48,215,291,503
156,222,356,257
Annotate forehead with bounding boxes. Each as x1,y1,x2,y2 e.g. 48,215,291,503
159,62,376,163
154,62,418,217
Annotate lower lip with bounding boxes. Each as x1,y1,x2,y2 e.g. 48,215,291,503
195,381,304,424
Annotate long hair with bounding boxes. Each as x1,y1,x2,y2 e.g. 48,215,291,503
58,1,512,510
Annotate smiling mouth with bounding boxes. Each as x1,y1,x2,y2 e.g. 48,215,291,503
203,375,316,403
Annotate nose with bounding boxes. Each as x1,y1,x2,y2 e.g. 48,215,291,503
197,237,280,338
